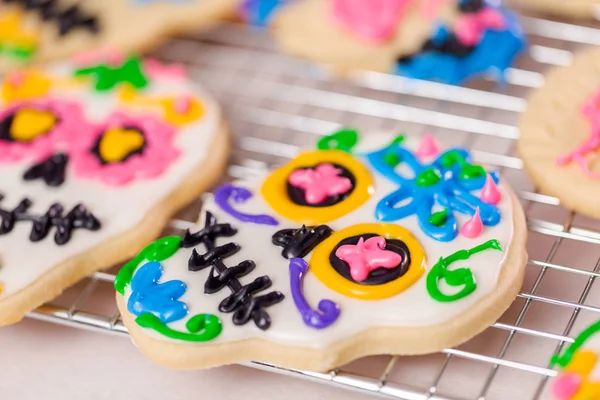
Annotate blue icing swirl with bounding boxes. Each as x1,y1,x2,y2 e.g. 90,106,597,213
395,8,526,85
366,144,501,242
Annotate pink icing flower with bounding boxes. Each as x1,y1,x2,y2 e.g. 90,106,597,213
0,98,87,163
70,112,180,186
331,0,411,44
288,163,353,205
455,7,506,47
335,236,402,282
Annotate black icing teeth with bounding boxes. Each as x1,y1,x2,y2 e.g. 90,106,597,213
23,153,69,187
0,195,101,245
185,211,285,331
2,0,99,36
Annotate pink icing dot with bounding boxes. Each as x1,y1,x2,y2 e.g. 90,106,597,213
480,174,502,205
335,236,402,282
331,0,411,44
416,133,440,159
461,207,483,239
288,163,353,205
551,372,583,400
174,95,191,114
455,7,506,47
72,49,125,67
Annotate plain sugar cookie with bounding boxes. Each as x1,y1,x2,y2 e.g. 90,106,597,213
0,0,239,73
264,0,526,85
507,0,600,19
115,129,527,372
0,51,230,325
518,47,600,218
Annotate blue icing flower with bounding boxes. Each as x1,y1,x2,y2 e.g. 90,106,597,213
395,8,526,85
127,261,188,324
240,0,288,26
366,145,501,242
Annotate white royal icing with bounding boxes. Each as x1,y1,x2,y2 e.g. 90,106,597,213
0,59,221,298
122,134,515,348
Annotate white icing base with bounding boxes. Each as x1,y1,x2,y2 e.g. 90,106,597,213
123,136,515,348
0,62,221,298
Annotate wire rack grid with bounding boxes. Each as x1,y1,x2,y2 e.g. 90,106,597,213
22,11,600,400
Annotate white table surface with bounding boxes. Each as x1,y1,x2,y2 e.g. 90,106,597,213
0,318,369,400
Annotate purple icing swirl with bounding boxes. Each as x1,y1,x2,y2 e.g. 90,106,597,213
214,184,278,226
289,258,340,329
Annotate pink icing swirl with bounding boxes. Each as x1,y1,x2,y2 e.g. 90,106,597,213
0,98,87,163
288,163,353,205
454,7,506,47
70,112,180,186
331,0,411,44
556,88,600,178
335,236,402,282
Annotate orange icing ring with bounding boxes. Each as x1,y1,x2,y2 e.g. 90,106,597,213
309,223,426,300
261,150,374,225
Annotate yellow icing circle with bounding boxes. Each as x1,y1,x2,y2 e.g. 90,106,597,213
309,223,426,300
98,128,145,163
9,108,57,141
261,150,374,225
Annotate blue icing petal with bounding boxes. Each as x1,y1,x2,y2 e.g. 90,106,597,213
241,0,288,26
127,261,189,324
395,8,526,85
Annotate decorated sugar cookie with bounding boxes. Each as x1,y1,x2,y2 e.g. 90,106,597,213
0,51,229,325
507,0,599,19
252,0,526,85
115,129,527,371
518,47,600,218
0,0,238,73
549,321,600,400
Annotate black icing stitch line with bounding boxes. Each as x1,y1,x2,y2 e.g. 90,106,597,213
23,152,69,187
272,225,333,260
185,211,285,331
459,0,486,13
0,194,101,245
2,0,99,36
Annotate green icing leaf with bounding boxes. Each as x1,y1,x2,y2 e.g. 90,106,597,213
114,236,182,295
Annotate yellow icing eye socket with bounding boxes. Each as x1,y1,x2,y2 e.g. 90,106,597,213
261,150,374,225
93,127,146,164
309,223,426,300
0,108,58,142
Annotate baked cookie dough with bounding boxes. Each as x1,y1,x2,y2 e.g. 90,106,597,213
518,47,600,218
0,0,239,73
507,0,600,19
248,0,526,85
0,51,230,325
116,129,527,371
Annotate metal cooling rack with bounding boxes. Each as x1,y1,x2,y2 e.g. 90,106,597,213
24,11,600,400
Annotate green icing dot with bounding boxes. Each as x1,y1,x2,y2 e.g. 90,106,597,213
460,164,487,180
429,209,448,226
416,168,441,187
316,128,358,153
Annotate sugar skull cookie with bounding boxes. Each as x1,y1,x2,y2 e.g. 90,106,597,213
115,129,527,371
518,47,600,218
249,0,526,85
550,320,600,400
0,51,230,325
0,0,239,73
